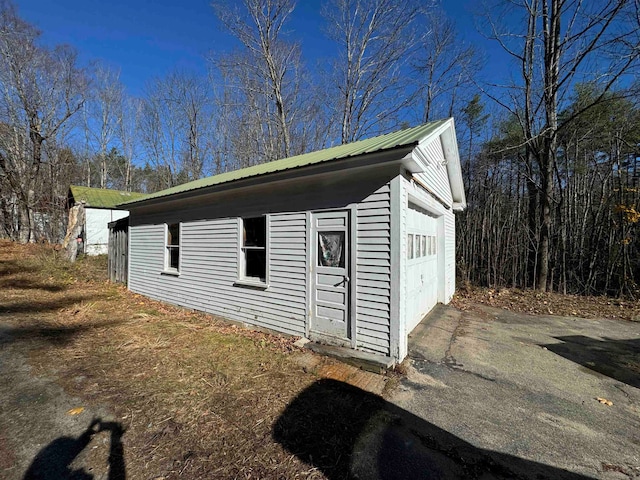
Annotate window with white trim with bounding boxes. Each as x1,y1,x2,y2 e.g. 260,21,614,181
240,216,267,283
165,223,180,272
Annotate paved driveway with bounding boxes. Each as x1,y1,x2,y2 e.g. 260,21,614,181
391,304,640,479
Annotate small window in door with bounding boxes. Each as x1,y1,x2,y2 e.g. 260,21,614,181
407,234,414,259
432,236,436,255
421,235,427,257
241,216,267,282
318,231,345,267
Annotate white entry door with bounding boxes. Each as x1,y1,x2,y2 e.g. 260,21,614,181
310,210,350,340
406,203,439,332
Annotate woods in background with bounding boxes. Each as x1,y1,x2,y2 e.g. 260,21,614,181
458,89,639,298
0,0,638,297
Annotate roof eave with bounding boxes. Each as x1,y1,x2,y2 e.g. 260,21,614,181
121,144,418,209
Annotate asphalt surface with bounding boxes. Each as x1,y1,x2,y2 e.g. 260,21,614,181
387,304,640,479
0,328,123,480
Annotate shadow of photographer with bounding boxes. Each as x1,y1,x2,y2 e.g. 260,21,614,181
23,418,126,480
273,379,591,480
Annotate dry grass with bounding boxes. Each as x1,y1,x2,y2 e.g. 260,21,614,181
0,240,346,479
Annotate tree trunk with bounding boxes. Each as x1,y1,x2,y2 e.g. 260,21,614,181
63,204,85,262
537,150,554,292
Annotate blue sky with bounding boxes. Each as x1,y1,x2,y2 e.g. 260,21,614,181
14,0,503,98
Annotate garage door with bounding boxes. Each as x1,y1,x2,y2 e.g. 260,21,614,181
406,203,439,332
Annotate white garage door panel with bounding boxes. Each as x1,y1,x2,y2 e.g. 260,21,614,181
406,203,439,332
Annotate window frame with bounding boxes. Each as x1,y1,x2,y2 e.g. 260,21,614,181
236,215,269,288
163,222,181,275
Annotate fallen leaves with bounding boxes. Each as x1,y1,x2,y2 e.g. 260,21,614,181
67,406,85,415
596,397,613,406
452,285,640,321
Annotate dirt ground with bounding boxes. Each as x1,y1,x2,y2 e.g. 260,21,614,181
1,240,639,479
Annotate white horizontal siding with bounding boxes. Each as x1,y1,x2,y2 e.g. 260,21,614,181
356,183,392,356
414,137,453,205
444,210,455,301
128,213,307,337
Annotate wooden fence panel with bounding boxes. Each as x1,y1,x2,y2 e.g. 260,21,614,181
108,217,129,284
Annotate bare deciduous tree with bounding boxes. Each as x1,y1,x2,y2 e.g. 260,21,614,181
322,0,421,143
117,96,143,191
0,1,86,243
413,8,479,122
140,71,214,187
481,0,640,291
83,64,123,189
212,0,320,166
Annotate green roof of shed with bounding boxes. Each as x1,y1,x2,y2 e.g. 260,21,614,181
120,120,447,206
69,186,147,209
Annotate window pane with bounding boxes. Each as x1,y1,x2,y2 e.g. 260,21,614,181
167,223,179,246
245,249,266,280
407,234,413,259
432,236,436,255
168,246,179,270
421,236,426,257
244,217,266,247
318,231,345,267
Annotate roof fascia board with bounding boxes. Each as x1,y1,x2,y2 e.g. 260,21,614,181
409,117,454,173
408,118,467,211
125,144,416,209
440,119,467,210
84,206,129,211
417,119,452,148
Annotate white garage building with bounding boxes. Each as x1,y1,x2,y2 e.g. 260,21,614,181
121,119,466,364
68,186,146,255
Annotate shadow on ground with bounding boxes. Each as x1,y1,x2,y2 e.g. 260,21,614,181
0,320,120,347
23,418,126,480
0,277,66,293
0,260,38,276
542,336,640,389
273,379,590,480
0,295,104,317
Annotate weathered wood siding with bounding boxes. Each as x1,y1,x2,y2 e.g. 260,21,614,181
356,183,391,356
108,217,128,284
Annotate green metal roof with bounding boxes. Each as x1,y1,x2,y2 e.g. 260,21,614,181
69,185,147,209
121,120,448,206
